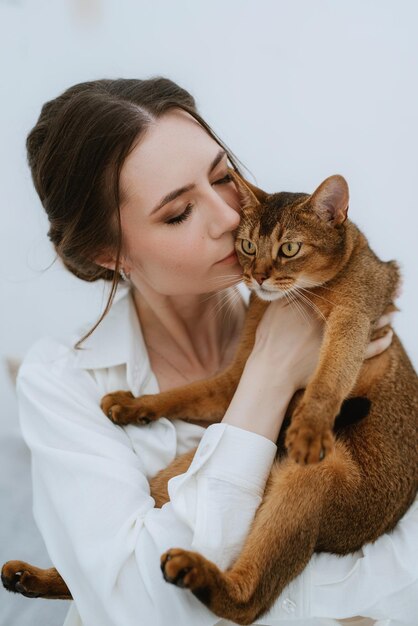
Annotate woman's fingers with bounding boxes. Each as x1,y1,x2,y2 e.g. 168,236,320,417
374,312,395,330
365,329,393,360
365,309,398,359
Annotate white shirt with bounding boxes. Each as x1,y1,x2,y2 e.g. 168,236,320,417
16,283,418,626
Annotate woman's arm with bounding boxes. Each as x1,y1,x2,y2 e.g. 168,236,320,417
15,336,284,625
15,305,404,625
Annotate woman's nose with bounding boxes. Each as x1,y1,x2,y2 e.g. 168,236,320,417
208,189,241,238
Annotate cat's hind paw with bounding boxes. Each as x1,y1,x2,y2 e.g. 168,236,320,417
2,561,41,598
285,420,335,465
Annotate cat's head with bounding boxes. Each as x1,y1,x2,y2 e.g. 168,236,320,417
230,171,350,302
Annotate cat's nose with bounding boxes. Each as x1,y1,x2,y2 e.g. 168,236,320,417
253,273,268,285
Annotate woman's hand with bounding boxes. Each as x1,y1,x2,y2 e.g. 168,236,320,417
365,312,394,359
248,299,396,392
226,301,396,443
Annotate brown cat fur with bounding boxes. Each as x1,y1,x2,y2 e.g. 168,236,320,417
3,173,417,624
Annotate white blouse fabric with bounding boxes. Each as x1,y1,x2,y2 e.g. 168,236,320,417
16,283,418,626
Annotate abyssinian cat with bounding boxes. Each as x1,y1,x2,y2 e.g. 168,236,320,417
3,173,418,625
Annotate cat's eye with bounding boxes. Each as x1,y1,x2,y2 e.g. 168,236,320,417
241,239,256,255
280,242,301,258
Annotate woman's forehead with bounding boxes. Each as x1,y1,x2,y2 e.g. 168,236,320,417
119,110,221,213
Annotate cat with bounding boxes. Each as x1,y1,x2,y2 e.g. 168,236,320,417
3,173,418,626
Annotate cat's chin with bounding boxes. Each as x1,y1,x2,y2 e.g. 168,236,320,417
252,288,287,302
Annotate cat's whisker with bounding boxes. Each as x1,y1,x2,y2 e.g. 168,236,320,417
226,286,243,313
204,282,241,291
212,288,238,323
284,290,313,327
204,279,242,292
294,292,320,318
302,280,355,305
206,280,242,287
280,288,308,325
292,287,324,318
207,274,243,283
284,291,312,327
209,272,242,280
298,276,328,287
296,285,336,307
199,293,224,306
292,288,328,325
199,287,232,305
218,288,242,331
198,278,242,304
298,277,343,296
209,290,242,344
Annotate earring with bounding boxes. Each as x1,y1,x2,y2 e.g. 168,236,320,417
119,268,131,282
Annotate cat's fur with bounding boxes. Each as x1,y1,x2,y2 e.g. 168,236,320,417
3,173,417,625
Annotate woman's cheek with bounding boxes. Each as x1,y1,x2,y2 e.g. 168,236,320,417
220,184,241,212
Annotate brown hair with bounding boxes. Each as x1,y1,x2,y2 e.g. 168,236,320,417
26,77,247,348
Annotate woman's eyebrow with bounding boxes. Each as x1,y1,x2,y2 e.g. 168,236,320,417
149,148,227,216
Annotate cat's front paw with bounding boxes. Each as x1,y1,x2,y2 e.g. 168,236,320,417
101,391,161,426
285,416,335,465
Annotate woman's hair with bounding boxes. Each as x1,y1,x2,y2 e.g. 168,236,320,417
26,77,246,348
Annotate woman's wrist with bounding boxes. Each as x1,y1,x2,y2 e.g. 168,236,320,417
245,349,299,397
221,356,295,443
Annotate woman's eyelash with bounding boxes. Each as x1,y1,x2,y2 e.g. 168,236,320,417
214,173,233,185
165,173,233,226
165,203,193,226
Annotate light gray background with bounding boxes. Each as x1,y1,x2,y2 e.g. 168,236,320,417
0,1,417,624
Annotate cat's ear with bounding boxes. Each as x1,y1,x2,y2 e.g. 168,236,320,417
309,175,349,225
228,168,268,211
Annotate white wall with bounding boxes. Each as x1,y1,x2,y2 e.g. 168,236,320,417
1,0,417,422
1,0,417,417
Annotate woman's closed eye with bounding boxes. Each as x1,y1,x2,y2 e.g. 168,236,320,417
165,203,194,226
165,173,233,226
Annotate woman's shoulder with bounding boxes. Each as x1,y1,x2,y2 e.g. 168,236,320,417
19,284,141,374
16,335,79,391
17,285,154,408
21,335,74,367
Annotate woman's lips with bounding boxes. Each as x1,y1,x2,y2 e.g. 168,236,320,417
216,250,238,264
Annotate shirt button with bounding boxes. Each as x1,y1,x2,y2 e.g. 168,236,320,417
281,598,296,613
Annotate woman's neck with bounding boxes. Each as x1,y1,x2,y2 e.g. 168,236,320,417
132,285,244,377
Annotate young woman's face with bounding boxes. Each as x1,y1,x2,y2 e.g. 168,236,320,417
118,109,243,295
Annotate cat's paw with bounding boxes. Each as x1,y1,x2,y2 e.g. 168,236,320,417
1,561,41,598
285,419,335,465
160,548,211,590
101,391,160,426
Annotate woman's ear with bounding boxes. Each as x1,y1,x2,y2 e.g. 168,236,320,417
94,250,131,274
94,252,117,272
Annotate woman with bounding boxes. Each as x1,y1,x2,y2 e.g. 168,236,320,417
13,77,417,625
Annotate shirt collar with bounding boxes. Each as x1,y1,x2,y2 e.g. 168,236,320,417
72,281,250,389
72,285,151,391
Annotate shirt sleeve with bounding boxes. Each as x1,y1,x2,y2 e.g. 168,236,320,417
16,337,277,626
306,495,418,624
18,337,417,626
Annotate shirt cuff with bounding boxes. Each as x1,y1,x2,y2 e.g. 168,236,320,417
195,423,277,496
167,422,278,568
167,423,277,536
